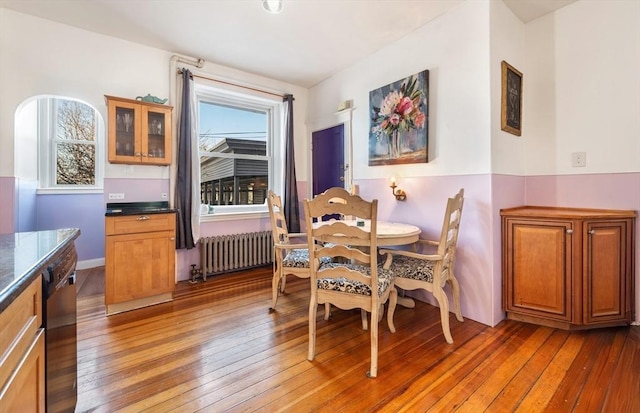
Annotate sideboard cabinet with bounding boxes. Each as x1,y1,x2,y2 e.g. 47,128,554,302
105,212,176,315
501,206,635,330
105,95,172,165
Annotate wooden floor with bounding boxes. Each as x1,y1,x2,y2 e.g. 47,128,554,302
75,266,640,412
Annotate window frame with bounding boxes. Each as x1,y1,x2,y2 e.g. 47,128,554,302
195,83,284,219
37,97,104,193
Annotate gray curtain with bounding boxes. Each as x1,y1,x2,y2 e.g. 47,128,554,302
175,69,195,249
283,94,300,233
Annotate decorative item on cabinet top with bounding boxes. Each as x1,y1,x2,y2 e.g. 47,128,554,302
136,94,168,104
105,95,173,166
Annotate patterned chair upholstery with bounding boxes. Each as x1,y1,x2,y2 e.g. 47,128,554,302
381,188,465,344
304,187,397,378
267,191,331,312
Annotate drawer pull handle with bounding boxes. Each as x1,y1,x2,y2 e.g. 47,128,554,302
588,229,595,235
137,215,150,221
566,229,573,234
170,237,175,241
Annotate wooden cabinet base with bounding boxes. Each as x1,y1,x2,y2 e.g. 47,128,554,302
501,206,635,330
506,311,630,331
106,292,173,315
105,212,176,315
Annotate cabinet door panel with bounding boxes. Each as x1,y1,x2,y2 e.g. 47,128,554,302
0,329,45,412
507,220,572,321
105,230,175,304
142,106,172,165
107,99,142,164
584,221,627,323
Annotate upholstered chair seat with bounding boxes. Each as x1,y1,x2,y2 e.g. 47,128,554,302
387,256,435,283
316,263,394,296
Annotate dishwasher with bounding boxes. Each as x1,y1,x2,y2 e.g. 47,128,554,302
43,244,78,413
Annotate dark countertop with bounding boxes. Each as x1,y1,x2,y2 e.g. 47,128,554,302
105,200,176,217
0,228,80,313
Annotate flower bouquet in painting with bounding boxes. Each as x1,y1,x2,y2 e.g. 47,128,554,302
369,70,429,166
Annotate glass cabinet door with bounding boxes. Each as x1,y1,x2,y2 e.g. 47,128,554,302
106,95,172,165
142,106,171,165
115,106,137,157
107,97,141,163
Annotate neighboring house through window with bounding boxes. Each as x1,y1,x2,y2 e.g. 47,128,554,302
196,83,283,216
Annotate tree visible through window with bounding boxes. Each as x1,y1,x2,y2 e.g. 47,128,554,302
38,97,102,190
55,100,96,185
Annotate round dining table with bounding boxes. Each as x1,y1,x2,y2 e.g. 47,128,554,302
312,219,421,246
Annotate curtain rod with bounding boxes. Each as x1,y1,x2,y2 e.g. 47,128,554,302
177,68,290,100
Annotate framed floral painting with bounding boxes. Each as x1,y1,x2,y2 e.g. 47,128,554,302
369,70,429,166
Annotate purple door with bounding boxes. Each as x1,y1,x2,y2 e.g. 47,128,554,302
312,125,344,197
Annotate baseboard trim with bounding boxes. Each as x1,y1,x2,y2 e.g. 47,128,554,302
77,258,105,270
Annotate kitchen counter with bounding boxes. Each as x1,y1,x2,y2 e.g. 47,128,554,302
0,228,81,313
105,200,176,217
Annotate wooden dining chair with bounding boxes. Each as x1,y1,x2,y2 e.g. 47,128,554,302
304,187,397,378
267,190,331,312
381,188,465,344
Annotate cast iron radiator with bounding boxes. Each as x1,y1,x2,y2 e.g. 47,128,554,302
196,231,273,281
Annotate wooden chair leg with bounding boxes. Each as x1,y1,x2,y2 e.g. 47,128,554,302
270,269,280,310
367,305,379,378
361,309,368,330
433,288,453,344
449,275,464,322
280,274,287,293
308,297,318,361
387,288,397,333
324,303,331,320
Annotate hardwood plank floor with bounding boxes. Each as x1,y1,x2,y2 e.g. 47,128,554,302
75,266,639,412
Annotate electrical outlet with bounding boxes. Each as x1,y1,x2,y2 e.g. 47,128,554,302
108,193,125,200
571,152,586,167
161,193,168,199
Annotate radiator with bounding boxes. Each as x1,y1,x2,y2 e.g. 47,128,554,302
197,231,273,281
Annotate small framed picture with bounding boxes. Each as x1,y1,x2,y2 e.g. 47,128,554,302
501,61,523,136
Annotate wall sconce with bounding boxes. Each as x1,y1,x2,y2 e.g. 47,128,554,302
389,176,407,201
262,0,283,13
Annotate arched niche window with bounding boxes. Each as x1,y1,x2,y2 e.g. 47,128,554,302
16,96,104,192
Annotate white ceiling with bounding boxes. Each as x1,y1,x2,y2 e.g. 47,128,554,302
0,0,576,88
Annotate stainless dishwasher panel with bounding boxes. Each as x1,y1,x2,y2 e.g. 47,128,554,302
44,245,78,413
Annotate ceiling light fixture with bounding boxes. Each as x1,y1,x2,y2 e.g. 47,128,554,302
262,0,283,14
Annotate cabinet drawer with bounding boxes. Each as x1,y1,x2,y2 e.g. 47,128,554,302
0,277,42,391
0,329,45,412
106,213,176,235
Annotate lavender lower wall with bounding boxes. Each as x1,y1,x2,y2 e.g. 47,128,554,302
3,172,637,324
0,177,16,234
356,175,497,327
36,193,105,261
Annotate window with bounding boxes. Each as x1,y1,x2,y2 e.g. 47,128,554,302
38,97,103,191
196,84,283,216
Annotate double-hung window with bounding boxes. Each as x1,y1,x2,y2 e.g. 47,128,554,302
196,84,283,217
38,97,103,191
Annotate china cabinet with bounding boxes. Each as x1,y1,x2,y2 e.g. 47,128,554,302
105,212,176,315
501,206,635,330
105,95,172,165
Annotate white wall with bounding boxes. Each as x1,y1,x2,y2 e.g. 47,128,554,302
525,0,640,176
490,0,527,175
308,1,492,180
308,1,498,326
0,9,310,182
